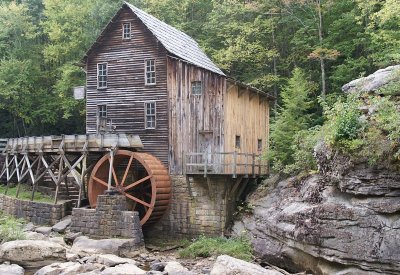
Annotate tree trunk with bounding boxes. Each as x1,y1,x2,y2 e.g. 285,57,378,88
317,0,326,98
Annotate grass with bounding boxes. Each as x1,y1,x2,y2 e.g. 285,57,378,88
0,212,26,242
145,235,191,249
0,184,54,203
179,235,253,261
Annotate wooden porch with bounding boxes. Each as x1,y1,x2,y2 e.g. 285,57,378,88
185,152,268,178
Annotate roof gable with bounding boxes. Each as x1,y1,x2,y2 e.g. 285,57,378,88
83,2,225,76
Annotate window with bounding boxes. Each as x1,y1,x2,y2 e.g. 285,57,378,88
98,105,107,118
97,63,107,89
145,59,156,85
235,135,241,149
258,139,262,151
122,23,131,39
191,81,203,95
145,102,156,129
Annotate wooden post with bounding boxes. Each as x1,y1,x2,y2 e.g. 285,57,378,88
258,156,261,176
204,152,207,178
108,150,114,191
53,184,59,204
233,151,237,178
31,182,37,201
252,153,255,178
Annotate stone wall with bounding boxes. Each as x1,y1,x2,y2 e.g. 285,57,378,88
70,195,144,246
148,175,249,237
0,194,72,225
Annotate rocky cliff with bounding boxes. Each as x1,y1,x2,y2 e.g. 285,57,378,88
234,66,400,275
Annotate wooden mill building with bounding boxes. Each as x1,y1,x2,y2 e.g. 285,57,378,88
83,2,272,179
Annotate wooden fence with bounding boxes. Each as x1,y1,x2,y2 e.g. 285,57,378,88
185,152,268,178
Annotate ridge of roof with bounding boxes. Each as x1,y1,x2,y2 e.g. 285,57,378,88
124,2,225,76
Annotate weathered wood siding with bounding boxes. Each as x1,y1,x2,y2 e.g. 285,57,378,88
223,82,270,174
167,58,226,174
86,7,169,166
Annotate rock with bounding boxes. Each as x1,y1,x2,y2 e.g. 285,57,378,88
164,261,194,275
71,236,143,257
101,263,146,275
64,231,82,245
35,262,102,275
210,255,281,275
0,240,66,270
151,261,166,271
342,65,400,93
24,222,35,232
49,237,66,246
146,271,166,275
0,263,24,275
26,232,49,241
66,252,79,262
35,227,53,236
52,217,72,233
95,254,137,267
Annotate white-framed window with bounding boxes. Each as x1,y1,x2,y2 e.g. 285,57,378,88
191,81,203,95
144,101,156,129
98,105,107,118
97,63,107,89
145,59,156,85
122,22,131,39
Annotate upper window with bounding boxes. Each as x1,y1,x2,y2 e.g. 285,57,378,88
145,59,156,85
235,135,241,150
258,139,263,151
191,81,203,95
98,105,107,118
97,63,107,89
145,101,156,129
122,23,131,39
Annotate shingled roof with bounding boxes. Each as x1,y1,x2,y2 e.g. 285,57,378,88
83,2,225,76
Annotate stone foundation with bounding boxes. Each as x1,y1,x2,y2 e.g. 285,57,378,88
148,175,251,237
70,195,144,244
0,194,72,225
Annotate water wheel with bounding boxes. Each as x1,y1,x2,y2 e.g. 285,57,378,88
88,150,171,226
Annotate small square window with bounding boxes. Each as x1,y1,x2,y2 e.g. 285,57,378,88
145,102,156,129
145,59,156,85
235,135,241,149
98,105,107,118
122,23,131,39
97,63,107,89
191,81,202,95
258,139,262,151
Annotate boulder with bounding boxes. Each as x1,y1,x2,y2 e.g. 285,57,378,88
24,222,35,232
164,261,194,275
34,262,102,275
0,263,24,275
0,240,66,270
35,227,53,236
52,217,72,233
210,255,282,275
95,254,137,267
26,232,49,241
101,263,146,275
49,237,67,246
63,231,82,245
71,236,143,257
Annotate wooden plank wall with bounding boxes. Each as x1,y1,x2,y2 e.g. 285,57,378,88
223,82,270,174
85,7,169,166
167,58,226,174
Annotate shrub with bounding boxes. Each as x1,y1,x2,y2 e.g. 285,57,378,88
179,235,253,261
0,212,26,242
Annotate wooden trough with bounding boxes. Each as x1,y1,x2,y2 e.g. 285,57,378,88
0,134,171,226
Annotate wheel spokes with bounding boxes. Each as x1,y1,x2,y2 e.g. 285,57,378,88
124,175,152,191
108,157,119,186
120,154,134,187
92,176,108,188
125,193,152,208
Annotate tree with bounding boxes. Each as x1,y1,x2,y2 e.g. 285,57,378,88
269,68,315,170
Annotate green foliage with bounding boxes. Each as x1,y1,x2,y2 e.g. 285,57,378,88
0,212,26,242
0,185,54,203
179,235,253,261
269,68,316,172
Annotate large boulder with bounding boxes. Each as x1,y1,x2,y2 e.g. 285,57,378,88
0,240,66,270
52,216,72,233
100,263,146,275
0,263,24,275
210,255,282,275
34,262,102,275
71,236,143,258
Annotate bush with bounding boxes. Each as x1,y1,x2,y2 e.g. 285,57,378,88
179,235,253,261
0,212,26,242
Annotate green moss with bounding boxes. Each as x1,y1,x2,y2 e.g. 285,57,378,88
178,235,253,261
0,184,54,203
0,212,26,242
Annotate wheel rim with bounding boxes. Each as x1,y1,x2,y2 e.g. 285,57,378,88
88,150,171,226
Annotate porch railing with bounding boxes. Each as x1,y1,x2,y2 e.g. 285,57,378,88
185,152,268,178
